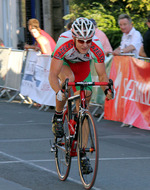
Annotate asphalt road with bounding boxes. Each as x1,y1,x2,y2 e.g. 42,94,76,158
0,98,150,190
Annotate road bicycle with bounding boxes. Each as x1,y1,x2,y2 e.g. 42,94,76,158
51,78,113,189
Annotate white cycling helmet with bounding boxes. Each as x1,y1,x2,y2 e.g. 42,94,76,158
71,17,95,39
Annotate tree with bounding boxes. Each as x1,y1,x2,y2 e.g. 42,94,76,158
64,0,150,49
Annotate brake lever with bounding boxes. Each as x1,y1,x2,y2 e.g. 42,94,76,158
109,79,114,99
105,79,114,101
65,78,69,98
62,78,69,98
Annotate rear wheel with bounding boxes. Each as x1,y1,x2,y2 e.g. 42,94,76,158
55,111,71,180
77,111,99,189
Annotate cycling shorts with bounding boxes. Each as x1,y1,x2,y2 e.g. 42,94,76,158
63,59,92,92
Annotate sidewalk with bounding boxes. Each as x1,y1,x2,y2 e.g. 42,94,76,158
0,177,31,190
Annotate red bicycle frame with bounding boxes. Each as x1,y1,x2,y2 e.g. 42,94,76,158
63,81,109,157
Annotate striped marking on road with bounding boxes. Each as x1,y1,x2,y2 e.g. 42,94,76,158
0,151,101,190
0,156,150,165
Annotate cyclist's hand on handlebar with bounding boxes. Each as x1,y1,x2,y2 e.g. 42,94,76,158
56,90,66,101
104,79,115,100
105,89,115,100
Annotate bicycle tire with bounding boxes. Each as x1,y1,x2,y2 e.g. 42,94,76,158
77,111,99,189
55,110,71,181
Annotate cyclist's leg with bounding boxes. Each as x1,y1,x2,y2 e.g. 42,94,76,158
52,63,74,137
56,64,75,111
74,72,92,147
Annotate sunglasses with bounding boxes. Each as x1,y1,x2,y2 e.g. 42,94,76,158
76,38,92,44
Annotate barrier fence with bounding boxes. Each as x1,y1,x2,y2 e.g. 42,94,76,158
20,50,56,107
90,55,113,121
0,47,150,130
0,48,25,100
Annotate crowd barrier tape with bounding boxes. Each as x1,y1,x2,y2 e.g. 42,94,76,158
104,55,150,130
20,50,56,106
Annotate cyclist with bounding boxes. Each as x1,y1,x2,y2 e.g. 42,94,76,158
49,17,113,174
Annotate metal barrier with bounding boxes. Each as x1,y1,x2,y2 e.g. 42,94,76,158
0,48,25,101
90,53,150,124
1,47,150,120
138,56,150,62
90,54,113,121
20,50,56,109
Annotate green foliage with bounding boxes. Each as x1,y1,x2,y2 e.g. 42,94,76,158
64,0,150,49
104,29,122,50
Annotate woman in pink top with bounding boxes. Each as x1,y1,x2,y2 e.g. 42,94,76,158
24,19,56,55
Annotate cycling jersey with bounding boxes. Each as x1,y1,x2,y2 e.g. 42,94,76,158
53,30,105,63
52,30,105,91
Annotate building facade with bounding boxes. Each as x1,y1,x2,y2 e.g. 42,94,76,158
0,0,69,49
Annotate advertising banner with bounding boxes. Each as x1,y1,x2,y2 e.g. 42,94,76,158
104,56,150,130
20,50,37,96
20,50,56,106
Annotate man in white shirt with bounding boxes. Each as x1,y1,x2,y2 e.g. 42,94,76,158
113,14,143,57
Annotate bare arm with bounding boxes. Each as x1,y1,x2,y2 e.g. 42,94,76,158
36,36,52,55
94,62,109,90
122,45,135,53
24,44,37,50
24,42,40,51
94,62,112,99
139,45,147,57
113,45,135,55
112,46,121,55
49,58,63,93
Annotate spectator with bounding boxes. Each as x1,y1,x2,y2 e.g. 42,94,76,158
139,15,150,58
24,19,56,55
0,39,4,47
113,14,143,57
89,18,113,56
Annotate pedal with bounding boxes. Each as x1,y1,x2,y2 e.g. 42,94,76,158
50,140,56,152
51,144,56,152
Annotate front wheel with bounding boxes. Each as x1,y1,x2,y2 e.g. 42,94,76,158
77,111,99,189
55,111,71,181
